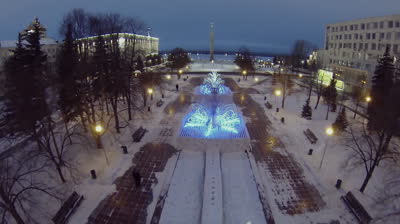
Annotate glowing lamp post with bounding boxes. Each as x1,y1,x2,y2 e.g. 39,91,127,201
365,96,371,103
274,89,281,110
242,70,247,80
319,127,334,169
148,88,154,101
254,77,259,82
94,124,110,165
166,74,171,80
299,73,303,78
94,124,104,149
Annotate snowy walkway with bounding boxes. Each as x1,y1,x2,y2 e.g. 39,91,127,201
159,151,205,224
221,152,267,224
87,143,178,224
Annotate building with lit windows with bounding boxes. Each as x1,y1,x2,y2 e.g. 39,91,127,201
318,14,400,91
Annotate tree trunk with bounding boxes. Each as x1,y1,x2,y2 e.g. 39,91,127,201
353,100,359,119
360,168,375,193
105,97,110,116
111,97,120,133
0,188,25,224
63,119,73,144
56,165,66,183
80,113,87,133
315,88,321,109
325,103,330,120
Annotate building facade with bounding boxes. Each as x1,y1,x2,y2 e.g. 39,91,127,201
0,31,159,96
319,14,400,90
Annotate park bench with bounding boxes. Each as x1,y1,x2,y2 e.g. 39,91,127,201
303,128,318,144
52,191,84,224
156,99,164,107
341,191,372,224
264,102,272,109
132,126,147,142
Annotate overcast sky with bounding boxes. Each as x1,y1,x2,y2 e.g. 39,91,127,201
0,0,399,53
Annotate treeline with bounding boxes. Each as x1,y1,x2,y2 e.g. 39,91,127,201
0,9,165,223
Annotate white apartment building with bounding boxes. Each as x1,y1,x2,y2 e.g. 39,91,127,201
319,14,400,90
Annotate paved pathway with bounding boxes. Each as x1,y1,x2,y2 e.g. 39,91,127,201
225,78,326,216
87,143,177,224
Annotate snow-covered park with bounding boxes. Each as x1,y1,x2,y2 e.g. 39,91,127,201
2,59,399,224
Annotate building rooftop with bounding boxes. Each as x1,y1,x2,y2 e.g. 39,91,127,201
0,37,58,48
326,14,400,26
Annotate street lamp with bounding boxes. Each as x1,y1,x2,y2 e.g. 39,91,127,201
94,124,104,149
365,96,371,103
299,73,303,78
319,127,334,169
148,88,154,101
254,77,259,82
274,89,281,110
242,70,247,80
93,124,110,165
166,74,171,80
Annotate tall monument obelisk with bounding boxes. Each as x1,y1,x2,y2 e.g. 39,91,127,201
209,22,215,61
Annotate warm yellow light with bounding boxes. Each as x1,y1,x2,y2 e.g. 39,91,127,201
178,69,183,74
148,88,153,94
299,73,303,78
280,68,283,72
275,90,282,96
166,74,171,79
326,127,334,136
242,70,247,75
255,77,259,82
95,124,103,133
186,66,189,69
365,96,371,103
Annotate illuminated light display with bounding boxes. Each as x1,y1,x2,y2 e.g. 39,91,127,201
199,71,231,95
182,104,245,139
181,71,247,139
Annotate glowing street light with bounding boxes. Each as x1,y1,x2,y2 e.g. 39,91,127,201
326,127,334,136
93,124,104,149
178,69,183,74
274,89,282,110
365,96,371,103
148,88,154,100
299,73,303,78
319,127,334,169
93,124,109,165
254,77,259,82
242,70,247,75
166,74,171,80
95,124,103,134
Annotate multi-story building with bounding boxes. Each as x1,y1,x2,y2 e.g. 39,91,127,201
318,14,400,91
0,19,159,96
76,33,159,58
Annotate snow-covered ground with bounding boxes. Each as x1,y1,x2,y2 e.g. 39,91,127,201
159,152,205,224
4,60,399,224
221,152,266,224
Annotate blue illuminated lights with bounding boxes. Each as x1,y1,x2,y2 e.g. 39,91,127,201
181,71,247,139
182,103,245,139
199,71,231,95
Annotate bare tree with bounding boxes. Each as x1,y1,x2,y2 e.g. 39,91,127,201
0,150,60,224
35,120,85,183
59,8,90,39
345,120,399,192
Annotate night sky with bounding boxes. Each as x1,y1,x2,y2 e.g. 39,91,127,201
0,0,399,53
